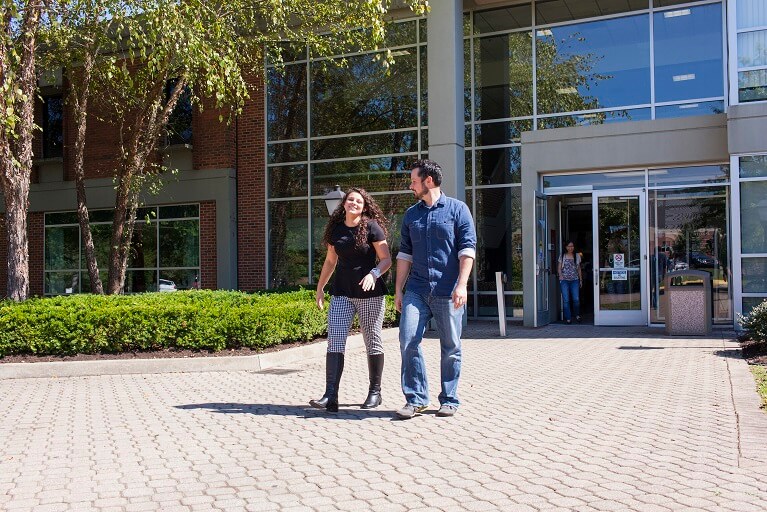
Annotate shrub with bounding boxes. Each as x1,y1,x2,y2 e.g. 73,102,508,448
739,299,767,344
0,290,399,357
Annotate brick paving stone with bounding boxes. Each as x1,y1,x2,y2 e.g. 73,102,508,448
2,325,767,511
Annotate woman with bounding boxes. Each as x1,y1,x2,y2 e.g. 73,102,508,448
310,188,392,413
558,240,582,324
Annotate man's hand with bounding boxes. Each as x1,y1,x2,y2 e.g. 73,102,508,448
452,284,468,309
394,291,403,313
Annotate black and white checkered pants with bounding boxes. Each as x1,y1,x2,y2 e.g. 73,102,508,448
327,295,385,355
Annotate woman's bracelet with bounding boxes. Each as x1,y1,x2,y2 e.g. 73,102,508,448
369,267,382,279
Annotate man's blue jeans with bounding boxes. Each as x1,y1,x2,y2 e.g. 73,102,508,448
399,290,463,407
560,279,580,321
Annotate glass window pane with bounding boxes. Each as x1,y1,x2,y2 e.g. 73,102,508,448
267,64,307,141
311,130,418,161
269,200,308,288
473,4,532,34
159,219,200,268
310,51,417,137
421,46,428,126
124,270,157,294
654,4,724,102
474,33,533,119
159,204,199,219
648,165,729,187
743,258,767,293
741,181,767,253
45,226,79,270
160,269,199,291
543,171,646,193
128,221,157,269
743,297,767,316
740,155,767,178
268,141,307,164
85,223,116,270
537,109,651,129
737,0,767,30
311,157,410,195
89,209,114,223
738,30,767,68
476,293,523,319
655,101,724,119
42,96,63,158
45,212,78,225
537,16,651,114
269,165,309,198
136,207,157,222
656,0,711,6
649,187,730,323
738,69,767,103
45,271,80,295
474,120,533,146
474,146,521,185
536,0,648,24
474,187,523,292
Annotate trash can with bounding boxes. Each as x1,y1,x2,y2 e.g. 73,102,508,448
662,270,712,336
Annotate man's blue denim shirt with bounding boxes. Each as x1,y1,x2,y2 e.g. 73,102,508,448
396,193,477,297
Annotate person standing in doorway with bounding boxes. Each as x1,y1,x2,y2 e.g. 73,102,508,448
394,160,477,420
311,188,392,413
558,240,583,324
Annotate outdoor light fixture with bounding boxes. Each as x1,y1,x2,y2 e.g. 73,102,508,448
324,184,345,215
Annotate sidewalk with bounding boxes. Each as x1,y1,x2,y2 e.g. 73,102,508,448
1,323,766,511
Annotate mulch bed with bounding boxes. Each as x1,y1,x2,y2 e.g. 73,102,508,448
0,338,326,364
741,338,767,366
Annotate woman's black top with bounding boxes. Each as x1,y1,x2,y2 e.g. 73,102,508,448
330,219,387,299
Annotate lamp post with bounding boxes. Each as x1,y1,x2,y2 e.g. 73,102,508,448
323,184,345,216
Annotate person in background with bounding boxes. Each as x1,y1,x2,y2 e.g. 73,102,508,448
558,240,583,324
311,188,392,413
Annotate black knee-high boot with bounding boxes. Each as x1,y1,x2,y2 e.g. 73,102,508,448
310,352,344,412
361,353,384,409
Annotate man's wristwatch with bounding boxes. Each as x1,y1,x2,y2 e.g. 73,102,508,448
369,267,382,279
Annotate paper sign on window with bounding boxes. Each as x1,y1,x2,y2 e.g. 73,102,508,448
613,253,625,268
612,269,627,281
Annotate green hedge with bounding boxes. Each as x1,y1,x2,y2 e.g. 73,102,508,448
0,290,398,357
740,299,767,345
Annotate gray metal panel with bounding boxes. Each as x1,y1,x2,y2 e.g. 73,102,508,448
728,103,767,155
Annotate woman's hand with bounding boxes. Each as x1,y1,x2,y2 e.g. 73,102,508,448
359,273,376,292
315,288,325,310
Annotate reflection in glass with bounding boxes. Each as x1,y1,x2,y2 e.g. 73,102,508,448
474,32,533,119
159,220,200,268
269,200,309,287
738,30,767,68
537,15,650,114
738,69,767,103
124,270,157,294
477,293,523,318
648,165,729,187
310,51,417,137
537,109,650,129
649,187,730,323
269,165,309,198
474,120,532,146
536,0,646,25
45,212,79,225
159,204,199,219
42,96,64,158
474,146,521,185
543,171,645,193
743,297,767,317
312,157,411,195
597,196,641,311
268,141,307,164
473,4,532,34
45,226,79,270
45,271,80,295
267,64,307,141
741,181,767,254
311,130,418,161
474,188,523,292
128,222,157,269
160,269,198,291
654,4,723,103
742,258,767,293
740,155,767,178
655,101,724,119
736,0,767,29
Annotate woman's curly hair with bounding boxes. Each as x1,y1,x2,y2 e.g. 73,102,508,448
322,187,389,249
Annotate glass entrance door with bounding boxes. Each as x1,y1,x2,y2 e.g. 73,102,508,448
592,189,647,325
535,193,550,326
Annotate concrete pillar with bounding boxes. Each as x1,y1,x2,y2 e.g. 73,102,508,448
426,0,464,200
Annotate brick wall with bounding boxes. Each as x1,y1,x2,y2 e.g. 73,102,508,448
199,201,217,289
236,78,267,291
29,213,44,297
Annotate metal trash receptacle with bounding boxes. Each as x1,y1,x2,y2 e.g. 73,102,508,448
662,270,712,336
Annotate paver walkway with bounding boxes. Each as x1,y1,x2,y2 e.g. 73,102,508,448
1,324,766,511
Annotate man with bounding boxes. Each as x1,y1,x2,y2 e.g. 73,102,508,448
394,159,477,419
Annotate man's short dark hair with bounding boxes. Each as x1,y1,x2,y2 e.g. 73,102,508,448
410,159,443,187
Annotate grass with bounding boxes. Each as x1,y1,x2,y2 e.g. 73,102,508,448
750,364,767,411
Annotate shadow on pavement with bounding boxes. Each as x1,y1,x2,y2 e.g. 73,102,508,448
175,402,397,420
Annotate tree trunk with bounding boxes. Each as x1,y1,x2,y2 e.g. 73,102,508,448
72,49,104,294
2,178,30,300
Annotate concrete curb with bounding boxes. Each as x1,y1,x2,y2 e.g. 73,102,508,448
725,340,767,468
0,328,400,380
